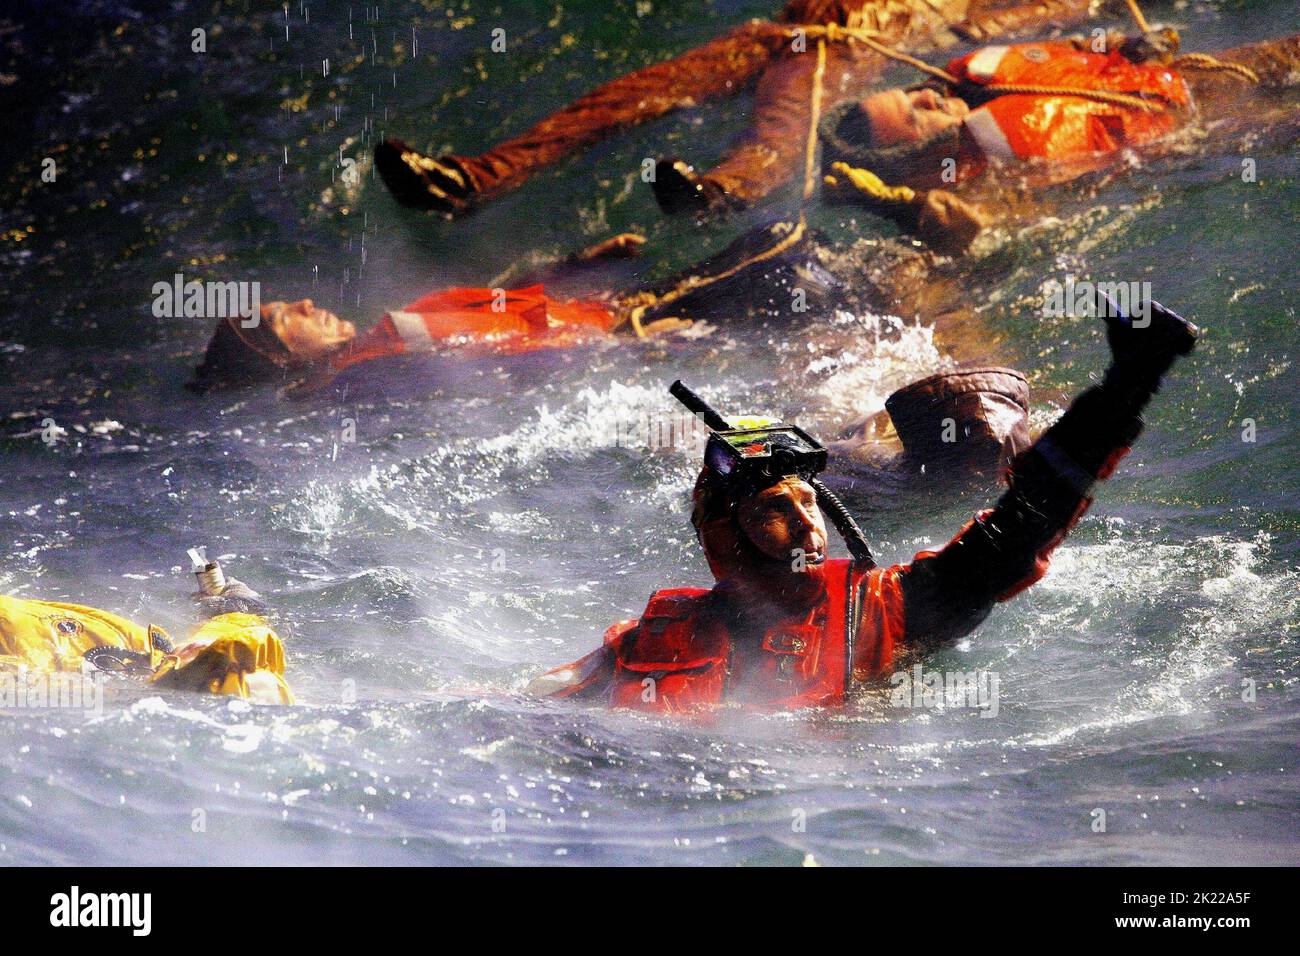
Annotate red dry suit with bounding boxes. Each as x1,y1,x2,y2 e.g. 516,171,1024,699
537,497,1091,714
331,285,616,371
947,41,1191,180
544,561,909,713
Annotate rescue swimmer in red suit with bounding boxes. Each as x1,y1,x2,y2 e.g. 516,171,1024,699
373,0,1114,217
526,293,1198,712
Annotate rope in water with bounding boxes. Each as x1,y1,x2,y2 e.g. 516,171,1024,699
1124,0,1152,35
1120,0,1257,81
1171,51,1259,83
617,218,809,337
803,38,829,201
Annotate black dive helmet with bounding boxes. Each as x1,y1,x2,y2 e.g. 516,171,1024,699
670,381,875,567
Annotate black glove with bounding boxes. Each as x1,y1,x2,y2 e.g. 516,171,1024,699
1101,292,1199,407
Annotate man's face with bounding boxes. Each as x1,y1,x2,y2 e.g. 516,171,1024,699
861,88,970,148
264,299,355,360
735,477,828,570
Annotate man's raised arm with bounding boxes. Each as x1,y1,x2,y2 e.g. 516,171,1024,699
897,295,1199,650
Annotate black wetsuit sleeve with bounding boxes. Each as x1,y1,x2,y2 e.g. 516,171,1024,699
898,383,1145,650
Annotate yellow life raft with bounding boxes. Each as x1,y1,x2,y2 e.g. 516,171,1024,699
0,596,293,704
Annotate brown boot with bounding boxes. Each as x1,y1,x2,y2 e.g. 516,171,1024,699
651,158,734,217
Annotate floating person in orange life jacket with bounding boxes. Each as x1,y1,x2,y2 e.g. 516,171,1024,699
819,29,1298,252
0,556,293,704
526,292,1197,712
372,0,1112,218
185,233,643,397
185,222,928,397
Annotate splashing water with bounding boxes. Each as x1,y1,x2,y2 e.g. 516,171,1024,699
0,0,1297,865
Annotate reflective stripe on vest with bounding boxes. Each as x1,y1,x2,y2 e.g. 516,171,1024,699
965,44,1010,82
387,310,435,351
962,107,1017,161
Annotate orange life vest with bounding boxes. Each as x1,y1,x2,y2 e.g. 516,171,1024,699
572,559,907,713
332,284,616,371
947,42,1191,180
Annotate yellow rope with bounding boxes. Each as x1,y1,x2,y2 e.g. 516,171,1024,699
1172,52,1259,84
1123,0,1152,35
803,38,829,201
986,82,1164,111
1119,0,1255,82
616,218,810,337
814,22,958,85
824,161,916,204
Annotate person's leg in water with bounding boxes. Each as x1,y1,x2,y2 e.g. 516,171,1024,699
374,21,790,215
653,43,874,215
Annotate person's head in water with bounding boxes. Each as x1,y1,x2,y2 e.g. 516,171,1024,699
884,367,1031,476
189,299,355,391
692,472,830,610
855,87,969,148
261,299,356,360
